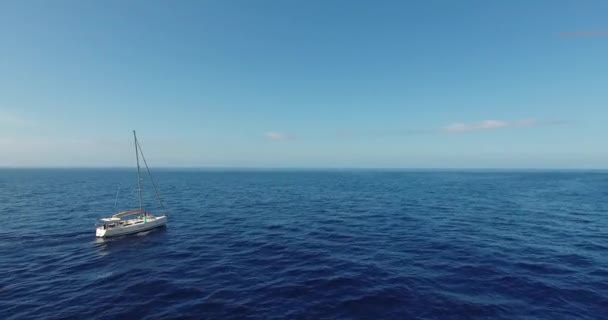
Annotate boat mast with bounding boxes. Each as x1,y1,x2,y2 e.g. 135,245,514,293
134,130,143,213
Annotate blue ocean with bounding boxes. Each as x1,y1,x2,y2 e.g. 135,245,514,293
1,169,607,319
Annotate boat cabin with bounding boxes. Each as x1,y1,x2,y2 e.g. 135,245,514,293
96,217,121,229
96,209,152,230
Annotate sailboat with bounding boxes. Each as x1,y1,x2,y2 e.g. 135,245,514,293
95,131,168,237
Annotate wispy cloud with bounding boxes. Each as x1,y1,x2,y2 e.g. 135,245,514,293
0,112,34,127
442,119,540,133
0,136,112,166
560,30,608,38
265,131,293,141
0,135,200,167
264,119,563,140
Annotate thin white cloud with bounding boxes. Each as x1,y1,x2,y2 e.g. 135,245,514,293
0,136,132,167
0,135,214,167
0,112,34,127
560,30,608,38
443,119,539,133
265,132,293,141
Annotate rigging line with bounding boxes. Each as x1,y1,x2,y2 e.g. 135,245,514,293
113,185,121,211
136,139,167,214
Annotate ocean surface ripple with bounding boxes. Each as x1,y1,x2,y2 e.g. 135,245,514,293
1,169,607,319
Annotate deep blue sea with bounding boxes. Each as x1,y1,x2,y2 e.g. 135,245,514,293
1,169,607,319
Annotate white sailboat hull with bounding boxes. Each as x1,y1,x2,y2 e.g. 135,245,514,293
96,216,167,238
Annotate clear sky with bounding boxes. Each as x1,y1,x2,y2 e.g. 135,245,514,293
1,1,607,168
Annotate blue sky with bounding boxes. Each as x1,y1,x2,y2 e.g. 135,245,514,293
1,1,607,168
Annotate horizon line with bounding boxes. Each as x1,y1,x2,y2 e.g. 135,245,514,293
0,166,607,171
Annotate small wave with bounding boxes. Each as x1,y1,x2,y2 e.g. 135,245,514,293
2,170,607,319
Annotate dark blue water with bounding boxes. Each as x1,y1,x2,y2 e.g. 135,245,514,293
1,169,607,319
